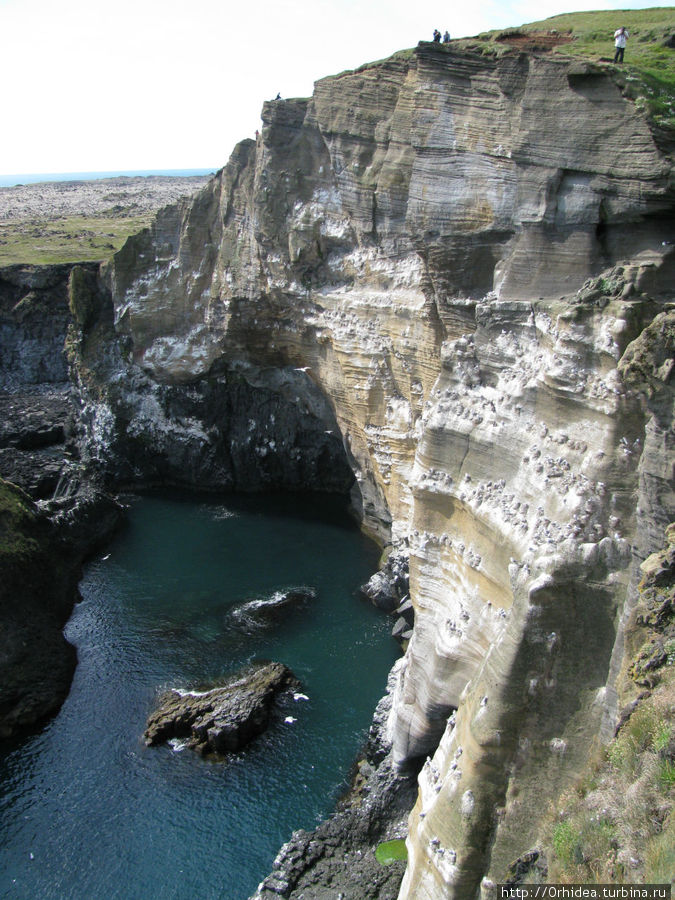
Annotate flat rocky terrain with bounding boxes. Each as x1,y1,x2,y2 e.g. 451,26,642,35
0,174,213,265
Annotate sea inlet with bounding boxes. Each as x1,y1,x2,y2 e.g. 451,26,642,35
0,491,399,899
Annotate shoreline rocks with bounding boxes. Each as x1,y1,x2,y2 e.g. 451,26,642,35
144,661,301,756
0,478,122,738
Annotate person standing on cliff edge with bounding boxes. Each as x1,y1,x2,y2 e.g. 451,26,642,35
613,26,629,63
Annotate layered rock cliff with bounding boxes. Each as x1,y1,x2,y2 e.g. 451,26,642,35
5,36,674,897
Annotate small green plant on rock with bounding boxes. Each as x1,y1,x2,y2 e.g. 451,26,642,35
659,759,675,790
375,838,408,865
552,820,582,868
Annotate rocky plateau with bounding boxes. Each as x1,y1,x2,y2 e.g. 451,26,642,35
0,33,673,900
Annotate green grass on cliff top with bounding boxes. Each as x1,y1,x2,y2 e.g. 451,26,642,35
524,8,674,86
2,9,673,269
458,8,675,129
0,213,156,266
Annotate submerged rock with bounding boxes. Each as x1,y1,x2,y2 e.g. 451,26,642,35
228,587,317,632
144,661,301,756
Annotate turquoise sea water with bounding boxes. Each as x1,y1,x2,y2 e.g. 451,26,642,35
0,492,398,900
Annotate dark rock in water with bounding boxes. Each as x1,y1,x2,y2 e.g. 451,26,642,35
144,661,301,756
0,478,117,738
40,482,123,560
360,570,399,613
251,668,419,900
228,587,317,631
0,478,123,739
360,551,409,614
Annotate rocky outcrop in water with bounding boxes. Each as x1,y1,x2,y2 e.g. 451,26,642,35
2,31,674,899
228,587,317,632
144,661,300,756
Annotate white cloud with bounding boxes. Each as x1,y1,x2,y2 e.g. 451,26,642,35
0,0,660,175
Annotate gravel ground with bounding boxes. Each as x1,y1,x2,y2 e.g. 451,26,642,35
0,174,215,264
0,174,213,222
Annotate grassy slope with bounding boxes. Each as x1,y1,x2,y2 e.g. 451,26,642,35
525,8,675,125
537,526,675,886
522,7,674,75
0,478,41,561
0,212,156,266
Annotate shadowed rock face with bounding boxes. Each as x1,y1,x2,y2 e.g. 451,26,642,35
0,265,83,498
0,478,121,738
36,41,675,899
0,265,124,738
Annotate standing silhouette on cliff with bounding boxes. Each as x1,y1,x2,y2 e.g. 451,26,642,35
613,26,629,63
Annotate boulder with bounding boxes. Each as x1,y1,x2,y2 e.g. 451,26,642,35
392,617,413,644
144,660,301,756
395,596,414,627
361,569,399,612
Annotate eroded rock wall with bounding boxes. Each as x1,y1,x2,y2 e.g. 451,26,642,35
67,41,675,898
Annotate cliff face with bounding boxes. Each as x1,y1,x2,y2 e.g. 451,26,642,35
0,265,123,736
67,42,674,897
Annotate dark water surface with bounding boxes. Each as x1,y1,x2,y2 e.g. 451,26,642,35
0,493,398,900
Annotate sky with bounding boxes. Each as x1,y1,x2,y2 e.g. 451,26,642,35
0,0,662,177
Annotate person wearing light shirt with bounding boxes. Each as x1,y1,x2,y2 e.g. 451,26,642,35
614,26,629,63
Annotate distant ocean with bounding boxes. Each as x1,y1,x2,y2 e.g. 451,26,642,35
0,168,216,188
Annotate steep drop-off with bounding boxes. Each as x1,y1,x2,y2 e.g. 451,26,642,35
4,35,674,898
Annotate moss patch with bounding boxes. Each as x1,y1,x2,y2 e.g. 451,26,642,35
0,479,42,561
375,838,408,865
